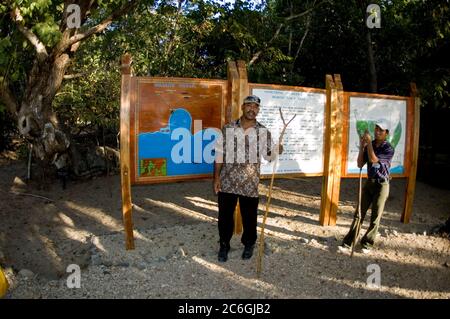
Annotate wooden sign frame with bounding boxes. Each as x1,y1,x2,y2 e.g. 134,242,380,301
120,55,420,249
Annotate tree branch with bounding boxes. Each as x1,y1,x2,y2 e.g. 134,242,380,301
284,0,327,21
63,73,84,80
11,8,48,62
63,1,137,51
292,14,312,65
249,0,325,66
249,23,284,66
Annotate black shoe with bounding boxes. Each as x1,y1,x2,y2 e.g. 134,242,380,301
242,244,254,260
218,244,230,262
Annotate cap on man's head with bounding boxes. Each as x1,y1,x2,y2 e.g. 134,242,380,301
243,95,261,106
375,119,390,132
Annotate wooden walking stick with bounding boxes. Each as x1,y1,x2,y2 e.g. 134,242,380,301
256,108,296,277
350,130,368,257
350,167,363,258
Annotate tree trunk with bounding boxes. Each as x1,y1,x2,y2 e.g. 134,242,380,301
358,0,378,93
366,30,377,93
0,3,137,182
17,54,71,169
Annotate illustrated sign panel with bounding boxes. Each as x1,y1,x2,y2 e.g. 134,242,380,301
131,78,226,184
346,96,407,175
251,87,326,175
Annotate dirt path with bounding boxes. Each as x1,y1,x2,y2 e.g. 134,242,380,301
1,159,449,298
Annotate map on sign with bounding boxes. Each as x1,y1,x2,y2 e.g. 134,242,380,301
131,79,225,183
251,88,326,175
138,108,219,177
346,97,407,175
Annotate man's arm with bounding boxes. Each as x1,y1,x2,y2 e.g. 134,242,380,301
366,142,379,163
357,134,368,168
362,131,379,163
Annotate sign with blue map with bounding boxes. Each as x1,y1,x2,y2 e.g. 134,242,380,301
130,78,227,184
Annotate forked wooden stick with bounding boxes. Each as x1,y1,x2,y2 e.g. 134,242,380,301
256,108,296,277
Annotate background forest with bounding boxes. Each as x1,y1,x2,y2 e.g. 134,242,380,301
0,0,449,186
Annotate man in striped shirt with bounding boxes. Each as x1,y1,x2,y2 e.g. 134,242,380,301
341,120,395,253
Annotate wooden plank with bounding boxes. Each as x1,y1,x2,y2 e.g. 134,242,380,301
227,61,243,234
340,92,350,177
250,82,326,94
236,60,248,117
120,54,135,250
233,60,250,235
403,97,414,177
130,77,137,184
325,75,338,226
228,61,240,121
402,83,420,223
234,201,243,235
319,75,334,225
343,91,409,100
329,74,344,226
260,173,323,179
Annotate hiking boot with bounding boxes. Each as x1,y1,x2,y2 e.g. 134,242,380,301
242,244,254,260
218,243,230,262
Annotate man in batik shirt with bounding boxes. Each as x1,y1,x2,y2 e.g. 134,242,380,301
213,95,282,262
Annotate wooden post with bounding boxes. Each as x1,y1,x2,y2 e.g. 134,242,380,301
319,75,335,225
402,83,420,223
227,61,240,121
120,54,135,250
227,60,243,234
319,74,344,226
328,74,344,226
237,60,249,110
233,61,250,234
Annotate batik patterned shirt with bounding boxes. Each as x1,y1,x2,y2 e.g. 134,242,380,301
215,119,274,198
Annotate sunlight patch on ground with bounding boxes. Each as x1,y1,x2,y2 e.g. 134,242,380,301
184,196,218,211
132,203,157,216
191,255,284,296
146,198,217,223
58,212,75,227
319,274,450,298
64,201,122,231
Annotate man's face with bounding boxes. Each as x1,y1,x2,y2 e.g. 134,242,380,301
374,125,388,141
241,102,259,120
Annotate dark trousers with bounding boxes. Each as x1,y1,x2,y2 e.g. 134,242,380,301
343,180,390,248
218,192,259,247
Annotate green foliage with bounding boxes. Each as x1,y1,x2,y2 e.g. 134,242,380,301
1,0,448,152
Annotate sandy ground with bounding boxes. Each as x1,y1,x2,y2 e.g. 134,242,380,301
0,157,449,299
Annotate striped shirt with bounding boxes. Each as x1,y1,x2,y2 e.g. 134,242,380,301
364,140,395,180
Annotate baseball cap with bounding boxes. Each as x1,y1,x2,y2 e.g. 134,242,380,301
375,119,390,132
243,95,261,106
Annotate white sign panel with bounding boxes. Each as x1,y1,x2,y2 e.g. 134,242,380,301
252,88,326,175
347,97,407,174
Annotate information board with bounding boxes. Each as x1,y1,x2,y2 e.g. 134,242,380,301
130,78,226,184
250,86,326,175
346,96,407,175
